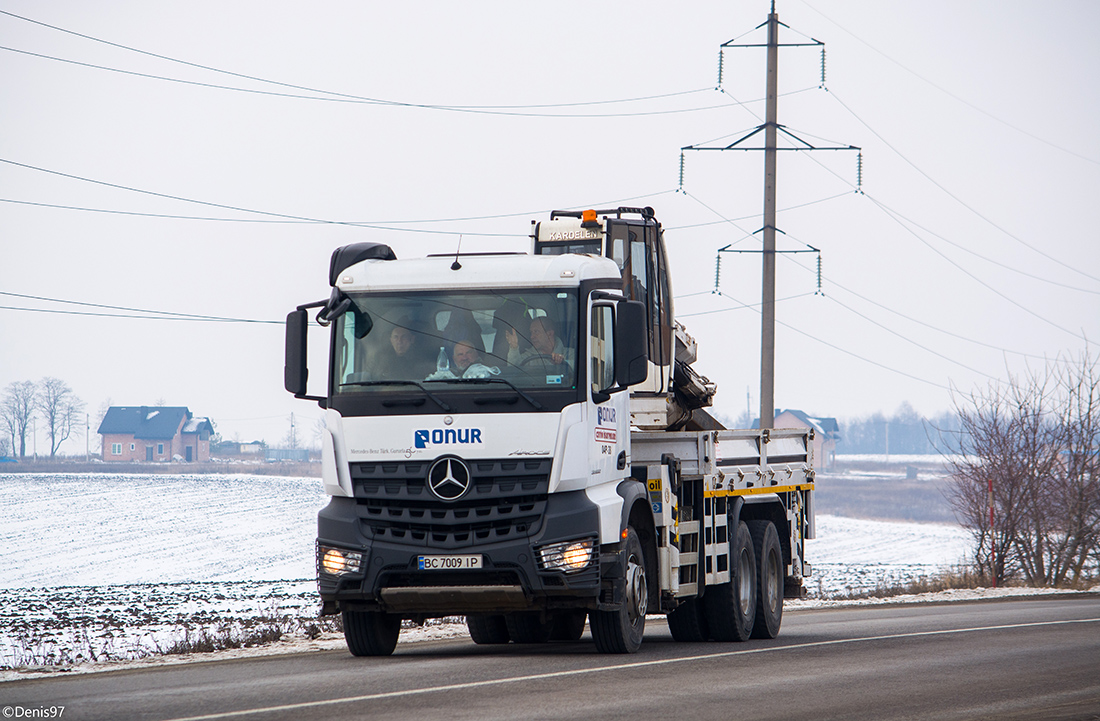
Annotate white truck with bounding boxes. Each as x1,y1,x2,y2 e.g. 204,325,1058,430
284,206,815,655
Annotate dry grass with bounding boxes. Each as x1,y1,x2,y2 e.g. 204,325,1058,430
825,568,983,600
3,608,343,669
821,567,1099,601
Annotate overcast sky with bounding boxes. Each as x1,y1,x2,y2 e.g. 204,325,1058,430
2,1,1098,452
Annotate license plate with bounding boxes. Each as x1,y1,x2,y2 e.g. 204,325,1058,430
418,554,483,570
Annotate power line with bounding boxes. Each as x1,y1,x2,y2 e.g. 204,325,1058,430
797,0,1100,167
866,193,1091,343
0,10,728,114
828,88,1100,285
0,291,280,324
777,310,949,390
778,133,1100,298
3,43,745,118
0,304,279,324
823,293,998,380
0,187,678,232
861,195,1100,296
677,190,758,246
4,9,837,120
677,291,815,317
665,190,852,231
775,118,1100,306
776,246,1080,365
702,246,996,380
0,156,364,226
701,289,950,389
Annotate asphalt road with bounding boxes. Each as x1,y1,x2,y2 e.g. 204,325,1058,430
3,597,1099,721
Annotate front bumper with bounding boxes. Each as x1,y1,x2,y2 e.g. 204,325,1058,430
316,488,603,616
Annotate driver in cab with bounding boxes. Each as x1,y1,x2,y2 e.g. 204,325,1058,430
505,316,575,372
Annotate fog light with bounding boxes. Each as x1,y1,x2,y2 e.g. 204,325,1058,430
318,544,362,576
537,538,596,573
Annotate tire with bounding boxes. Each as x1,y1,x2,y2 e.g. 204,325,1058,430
666,597,709,642
549,610,587,641
467,614,511,644
702,520,756,642
748,520,784,639
505,612,552,644
591,526,648,654
342,610,401,656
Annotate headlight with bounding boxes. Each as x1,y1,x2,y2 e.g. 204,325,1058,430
537,538,596,573
318,544,363,576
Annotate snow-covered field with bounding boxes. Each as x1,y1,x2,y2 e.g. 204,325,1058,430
1,472,975,672
809,514,970,597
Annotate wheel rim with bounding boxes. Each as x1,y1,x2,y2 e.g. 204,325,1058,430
765,549,781,612
737,547,753,615
626,551,648,622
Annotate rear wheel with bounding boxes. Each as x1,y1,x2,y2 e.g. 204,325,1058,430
702,520,756,642
748,520,784,639
591,526,647,654
505,612,552,644
467,614,510,644
667,597,709,642
549,610,587,641
342,610,401,656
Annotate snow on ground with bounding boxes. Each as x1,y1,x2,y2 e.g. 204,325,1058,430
0,471,1037,678
1,473,325,587
806,515,971,597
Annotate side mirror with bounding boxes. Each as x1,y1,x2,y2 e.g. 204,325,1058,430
615,300,648,387
284,310,309,396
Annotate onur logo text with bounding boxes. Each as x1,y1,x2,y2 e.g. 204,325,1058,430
414,428,484,449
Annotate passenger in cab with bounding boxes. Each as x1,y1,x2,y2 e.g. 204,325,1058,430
374,320,434,381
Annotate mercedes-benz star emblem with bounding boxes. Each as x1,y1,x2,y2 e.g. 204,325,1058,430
427,457,471,501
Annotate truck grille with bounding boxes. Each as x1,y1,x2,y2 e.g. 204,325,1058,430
350,459,552,549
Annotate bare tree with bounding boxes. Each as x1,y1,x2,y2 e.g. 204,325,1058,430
945,374,1056,585
1,380,38,458
95,397,113,455
282,413,299,450
947,352,1100,587
37,377,86,458
1046,350,1100,585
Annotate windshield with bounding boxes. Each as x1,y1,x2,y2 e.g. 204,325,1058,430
333,289,579,393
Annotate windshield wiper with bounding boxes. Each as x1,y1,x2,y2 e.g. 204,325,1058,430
339,380,452,412
447,377,544,411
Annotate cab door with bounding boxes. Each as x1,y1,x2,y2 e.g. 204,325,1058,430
588,301,629,480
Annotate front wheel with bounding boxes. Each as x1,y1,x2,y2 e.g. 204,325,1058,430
342,610,401,656
591,526,647,654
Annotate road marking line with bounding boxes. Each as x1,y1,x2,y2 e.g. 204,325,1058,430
161,617,1100,721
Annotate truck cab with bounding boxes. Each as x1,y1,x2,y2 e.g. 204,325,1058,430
285,248,652,653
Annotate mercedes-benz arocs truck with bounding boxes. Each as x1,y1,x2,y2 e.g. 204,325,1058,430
284,206,815,655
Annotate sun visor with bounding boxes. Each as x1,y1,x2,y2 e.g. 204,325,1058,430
329,242,397,286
